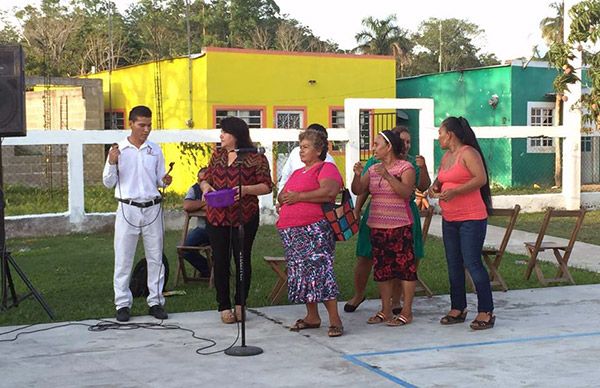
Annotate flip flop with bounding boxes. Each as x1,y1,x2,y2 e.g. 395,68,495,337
290,319,321,331
367,311,390,324
386,314,411,327
343,297,366,313
328,325,344,337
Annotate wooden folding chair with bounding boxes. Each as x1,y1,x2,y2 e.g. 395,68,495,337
467,205,521,292
175,210,214,287
415,206,434,297
524,208,586,286
263,256,287,304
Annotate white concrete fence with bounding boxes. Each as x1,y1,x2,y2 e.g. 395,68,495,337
2,98,594,237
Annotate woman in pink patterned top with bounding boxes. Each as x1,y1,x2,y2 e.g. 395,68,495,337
277,129,344,338
351,130,417,326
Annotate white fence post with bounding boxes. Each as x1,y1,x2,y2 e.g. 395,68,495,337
562,0,583,210
67,141,85,225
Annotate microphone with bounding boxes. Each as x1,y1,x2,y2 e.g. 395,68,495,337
166,162,175,174
232,147,266,154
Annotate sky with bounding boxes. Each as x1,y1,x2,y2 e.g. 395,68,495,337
0,0,559,61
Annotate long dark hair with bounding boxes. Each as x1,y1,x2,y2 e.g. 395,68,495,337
441,116,492,213
220,116,254,149
380,129,405,158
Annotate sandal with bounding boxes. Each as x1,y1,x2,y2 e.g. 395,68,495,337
367,311,390,324
440,309,468,325
343,297,366,313
220,310,236,324
470,313,496,330
290,319,321,331
328,325,344,337
386,314,411,327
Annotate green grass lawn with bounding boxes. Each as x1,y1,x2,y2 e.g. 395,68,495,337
3,225,600,327
3,185,186,216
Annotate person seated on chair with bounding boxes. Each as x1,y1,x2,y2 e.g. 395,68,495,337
182,167,211,278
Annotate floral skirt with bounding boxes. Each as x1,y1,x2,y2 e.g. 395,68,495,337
371,225,417,282
278,219,339,304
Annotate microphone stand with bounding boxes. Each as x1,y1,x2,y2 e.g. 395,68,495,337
225,153,263,357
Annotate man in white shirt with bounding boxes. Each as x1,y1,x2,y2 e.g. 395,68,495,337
103,105,173,322
278,123,337,190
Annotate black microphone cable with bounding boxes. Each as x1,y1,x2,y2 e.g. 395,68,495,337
113,145,169,229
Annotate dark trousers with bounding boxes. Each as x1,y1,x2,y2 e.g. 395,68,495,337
182,227,211,276
442,218,494,313
207,213,260,311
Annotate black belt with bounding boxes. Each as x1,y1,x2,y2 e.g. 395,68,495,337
118,198,162,208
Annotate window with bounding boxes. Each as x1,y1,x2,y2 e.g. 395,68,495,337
216,109,262,128
331,109,344,128
582,136,592,152
527,102,555,153
275,110,303,129
359,110,371,151
104,111,125,129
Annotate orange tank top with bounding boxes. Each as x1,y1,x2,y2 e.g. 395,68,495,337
437,146,487,222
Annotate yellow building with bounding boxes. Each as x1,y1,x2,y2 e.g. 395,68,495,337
85,47,396,192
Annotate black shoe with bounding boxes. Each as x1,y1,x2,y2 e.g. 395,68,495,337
343,297,365,313
116,307,130,322
149,304,168,320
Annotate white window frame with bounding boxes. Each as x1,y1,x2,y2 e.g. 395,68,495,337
527,101,555,153
216,109,263,128
104,111,125,130
331,109,345,128
275,110,303,129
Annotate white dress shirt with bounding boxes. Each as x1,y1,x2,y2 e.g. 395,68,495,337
103,138,167,201
278,146,336,189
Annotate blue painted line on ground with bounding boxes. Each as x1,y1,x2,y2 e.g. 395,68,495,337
349,330,600,358
343,354,418,388
344,330,600,387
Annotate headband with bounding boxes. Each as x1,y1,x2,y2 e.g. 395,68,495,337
380,131,391,144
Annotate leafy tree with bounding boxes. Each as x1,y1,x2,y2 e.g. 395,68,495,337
69,0,130,74
204,0,231,47
407,17,499,76
229,0,279,48
0,10,21,44
16,0,83,76
354,15,413,76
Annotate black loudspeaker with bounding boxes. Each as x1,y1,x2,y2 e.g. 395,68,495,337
0,45,26,137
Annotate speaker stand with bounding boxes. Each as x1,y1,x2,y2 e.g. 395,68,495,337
0,142,54,319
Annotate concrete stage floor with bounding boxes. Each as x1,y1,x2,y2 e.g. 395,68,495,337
2,284,600,387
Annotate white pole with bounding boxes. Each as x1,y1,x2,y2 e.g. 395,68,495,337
562,0,582,210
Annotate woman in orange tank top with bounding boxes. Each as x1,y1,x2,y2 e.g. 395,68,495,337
428,116,495,330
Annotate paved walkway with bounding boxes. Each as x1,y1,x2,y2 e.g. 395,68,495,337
2,284,600,387
428,215,600,272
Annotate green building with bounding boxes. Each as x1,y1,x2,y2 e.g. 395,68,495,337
396,61,592,188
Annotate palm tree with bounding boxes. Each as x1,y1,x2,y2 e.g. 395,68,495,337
354,15,413,76
540,1,564,45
